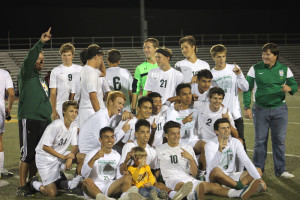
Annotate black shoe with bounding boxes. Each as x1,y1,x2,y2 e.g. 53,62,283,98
55,171,68,189
27,176,39,193
66,185,84,196
16,185,34,197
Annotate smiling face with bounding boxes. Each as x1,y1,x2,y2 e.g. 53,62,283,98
155,52,169,68
63,105,78,123
165,127,181,147
99,130,115,150
137,101,152,119
215,122,231,142
262,49,277,67
108,97,125,116
209,93,224,111
151,97,162,115
61,51,74,66
181,41,196,59
143,41,157,60
135,125,150,145
179,87,192,106
197,77,212,93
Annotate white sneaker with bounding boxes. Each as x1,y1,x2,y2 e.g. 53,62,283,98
172,181,193,200
280,172,294,178
128,192,147,200
119,186,138,200
96,193,116,200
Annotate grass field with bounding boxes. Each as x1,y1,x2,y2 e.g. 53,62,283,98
0,92,300,200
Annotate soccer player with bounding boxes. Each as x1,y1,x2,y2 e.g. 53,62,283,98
17,28,53,196
78,91,128,154
114,96,153,147
0,68,14,177
132,38,159,114
106,49,133,111
202,118,266,199
175,35,210,84
81,126,139,200
147,92,168,147
210,44,249,150
29,100,81,197
243,43,298,178
191,69,213,103
155,121,198,200
144,47,184,104
78,44,106,128
49,42,82,120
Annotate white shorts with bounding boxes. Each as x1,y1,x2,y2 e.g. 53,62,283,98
165,175,202,192
35,151,69,186
78,108,95,129
0,105,5,133
83,180,115,199
225,171,243,182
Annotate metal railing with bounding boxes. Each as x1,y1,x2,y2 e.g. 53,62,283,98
0,33,300,50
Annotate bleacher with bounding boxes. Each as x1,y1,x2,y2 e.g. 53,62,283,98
1,45,299,95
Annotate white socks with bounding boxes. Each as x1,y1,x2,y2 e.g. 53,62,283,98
228,189,243,198
0,152,4,171
68,175,82,189
33,181,42,191
169,191,177,198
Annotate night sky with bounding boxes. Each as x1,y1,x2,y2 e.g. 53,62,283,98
0,1,299,39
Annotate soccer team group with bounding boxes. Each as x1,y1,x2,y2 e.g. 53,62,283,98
0,27,298,200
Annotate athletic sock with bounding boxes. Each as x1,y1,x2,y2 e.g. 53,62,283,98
228,189,243,198
68,175,82,189
234,180,245,190
32,181,42,192
168,191,177,198
0,152,4,171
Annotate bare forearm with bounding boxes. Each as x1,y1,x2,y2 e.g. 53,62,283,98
89,92,100,112
43,145,65,160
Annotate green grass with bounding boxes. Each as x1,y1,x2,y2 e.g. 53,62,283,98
1,92,300,199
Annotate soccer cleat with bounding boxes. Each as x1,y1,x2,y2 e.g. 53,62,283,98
172,181,193,200
196,170,206,181
240,179,260,200
27,176,39,193
118,186,138,200
0,168,13,178
16,185,34,197
95,193,116,200
280,172,294,178
66,185,84,196
158,190,169,200
150,189,161,200
128,192,147,200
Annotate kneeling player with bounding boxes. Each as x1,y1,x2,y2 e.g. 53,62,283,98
30,100,81,197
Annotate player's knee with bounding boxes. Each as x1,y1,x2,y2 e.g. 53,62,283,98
82,177,94,188
210,167,223,178
256,167,263,176
46,188,58,197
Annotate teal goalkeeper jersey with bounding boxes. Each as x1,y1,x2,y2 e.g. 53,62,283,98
243,61,298,108
132,61,158,96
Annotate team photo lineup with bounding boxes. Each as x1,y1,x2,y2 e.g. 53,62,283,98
0,27,298,200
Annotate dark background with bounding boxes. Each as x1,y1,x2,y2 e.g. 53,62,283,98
0,0,299,38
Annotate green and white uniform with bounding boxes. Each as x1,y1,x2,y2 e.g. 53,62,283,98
243,61,298,108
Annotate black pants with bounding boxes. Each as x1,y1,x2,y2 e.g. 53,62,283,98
18,119,49,163
234,117,247,152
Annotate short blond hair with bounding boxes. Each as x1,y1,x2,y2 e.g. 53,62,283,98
210,44,227,57
59,43,75,55
62,100,79,112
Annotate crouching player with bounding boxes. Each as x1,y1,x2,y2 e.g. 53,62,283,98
28,100,81,197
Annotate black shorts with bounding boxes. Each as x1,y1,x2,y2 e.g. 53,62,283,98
18,119,49,163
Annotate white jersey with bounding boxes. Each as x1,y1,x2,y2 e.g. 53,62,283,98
79,65,105,109
191,83,210,103
148,105,168,147
205,137,261,181
211,64,249,120
35,119,78,158
106,67,133,111
194,102,235,141
156,143,198,181
78,108,122,154
120,141,158,170
49,64,82,116
0,68,13,106
144,67,183,104
175,59,210,83
81,148,121,182
166,107,199,145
